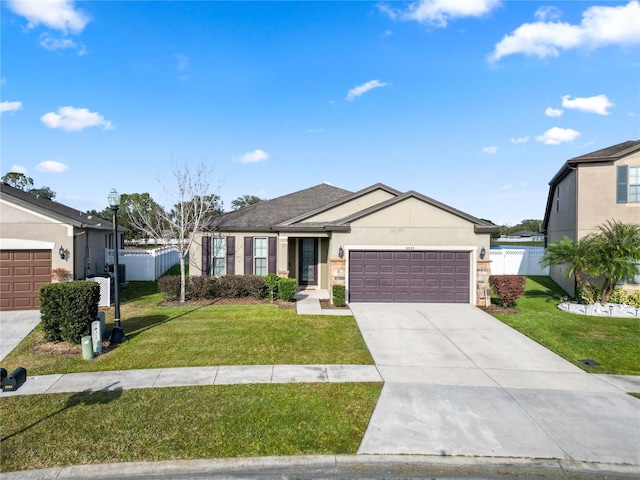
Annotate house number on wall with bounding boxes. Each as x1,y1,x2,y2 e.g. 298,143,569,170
406,246,415,250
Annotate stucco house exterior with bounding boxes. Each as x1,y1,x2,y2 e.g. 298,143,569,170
542,140,640,295
191,183,498,306
0,183,122,311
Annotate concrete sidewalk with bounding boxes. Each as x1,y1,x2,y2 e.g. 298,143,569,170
295,288,352,316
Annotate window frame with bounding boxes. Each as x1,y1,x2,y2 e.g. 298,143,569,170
253,237,268,276
212,237,226,277
629,166,640,203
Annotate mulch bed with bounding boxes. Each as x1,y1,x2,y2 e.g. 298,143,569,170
479,304,521,315
319,299,350,310
160,297,297,310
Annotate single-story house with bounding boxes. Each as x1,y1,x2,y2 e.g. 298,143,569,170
190,183,498,305
0,183,122,311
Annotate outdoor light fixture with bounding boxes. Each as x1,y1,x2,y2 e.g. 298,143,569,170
480,246,486,260
58,246,66,260
108,188,125,345
338,246,344,259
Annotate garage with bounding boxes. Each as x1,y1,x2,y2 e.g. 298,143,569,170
0,250,51,311
348,250,470,303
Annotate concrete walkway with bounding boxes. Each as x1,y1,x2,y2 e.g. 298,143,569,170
294,288,352,316
350,303,640,466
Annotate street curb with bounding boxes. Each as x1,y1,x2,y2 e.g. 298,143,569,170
3,454,639,479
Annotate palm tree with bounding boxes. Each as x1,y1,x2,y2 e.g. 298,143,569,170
591,220,640,304
540,236,600,303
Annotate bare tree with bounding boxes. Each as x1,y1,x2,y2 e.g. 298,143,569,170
126,159,221,302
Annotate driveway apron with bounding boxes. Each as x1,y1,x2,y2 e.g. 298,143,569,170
350,303,640,465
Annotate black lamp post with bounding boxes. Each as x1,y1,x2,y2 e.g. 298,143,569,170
108,188,125,344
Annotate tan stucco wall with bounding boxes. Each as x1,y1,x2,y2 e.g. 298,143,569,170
302,189,395,223
329,197,488,257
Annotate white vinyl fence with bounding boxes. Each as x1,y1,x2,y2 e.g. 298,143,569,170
489,248,549,276
105,246,180,281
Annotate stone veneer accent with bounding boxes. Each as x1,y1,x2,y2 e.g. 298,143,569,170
476,259,492,307
329,258,346,289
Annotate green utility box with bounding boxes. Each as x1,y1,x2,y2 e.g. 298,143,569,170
81,336,94,360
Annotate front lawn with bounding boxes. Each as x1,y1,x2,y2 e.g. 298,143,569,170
2,281,373,375
0,383,382,473
490,276,640,375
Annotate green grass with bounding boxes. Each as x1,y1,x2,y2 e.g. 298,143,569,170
491,276,640,375
2,281,373,375
0,383,382,473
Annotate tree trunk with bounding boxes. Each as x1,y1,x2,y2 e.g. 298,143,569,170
575,270,595,304
180,248,187,303
600,278,615,305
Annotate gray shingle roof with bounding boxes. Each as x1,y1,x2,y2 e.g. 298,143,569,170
206,183,353,231
1,183,113,230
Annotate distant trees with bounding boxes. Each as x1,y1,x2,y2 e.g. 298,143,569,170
231,194,265,210
2,172,56,200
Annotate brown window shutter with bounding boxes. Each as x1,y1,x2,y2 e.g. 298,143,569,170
244,237,253,274
202,236,211,276
268,237,277,274
226,236,235,275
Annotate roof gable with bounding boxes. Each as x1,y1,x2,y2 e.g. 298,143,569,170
332,191,497,233
0,183,112,230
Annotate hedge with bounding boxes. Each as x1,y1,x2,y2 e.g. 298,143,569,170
489,275,525,307
40,281,101,344
332,284,346,307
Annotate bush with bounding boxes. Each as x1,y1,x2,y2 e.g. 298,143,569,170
628,290,640,307
489,275,525,307
608,287,629,305
40,281,100,344
278,278,297,302
190,276,218,299
575,285,602,305
332,284,346,307
217,275,267,299
264,273,279,301
158,275,182,301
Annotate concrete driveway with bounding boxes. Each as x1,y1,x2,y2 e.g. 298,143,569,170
0,310,41,362
350,303,640,465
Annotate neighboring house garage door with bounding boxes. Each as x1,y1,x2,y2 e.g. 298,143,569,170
0,250,52,311
349,250,470,303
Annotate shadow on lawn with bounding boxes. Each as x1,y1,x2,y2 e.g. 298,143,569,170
120,306,209,342
1,385,123,442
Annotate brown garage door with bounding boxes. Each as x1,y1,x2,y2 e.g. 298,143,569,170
0,250,52,311
349,250,470,303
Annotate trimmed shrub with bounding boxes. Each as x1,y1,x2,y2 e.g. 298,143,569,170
264,273,280,301
190,276,218,299
628,290,640,308
217,275,267,299
608,287,629,305
489,275,525,307
158,275,182,301
40,281,100,344
332,284,346,307
278,278,297,302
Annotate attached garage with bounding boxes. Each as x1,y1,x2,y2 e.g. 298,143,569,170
0,250,51,311
348,250,470,303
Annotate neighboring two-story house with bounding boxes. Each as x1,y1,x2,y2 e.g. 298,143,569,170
0,183,122,311
542,140,640,295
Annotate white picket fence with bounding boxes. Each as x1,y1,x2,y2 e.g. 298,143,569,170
489,248,549,276
105,246,180,281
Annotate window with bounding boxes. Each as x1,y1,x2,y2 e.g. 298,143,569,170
617,165,640,203
212,237,226,276
254,237,267,276
630,166,640,203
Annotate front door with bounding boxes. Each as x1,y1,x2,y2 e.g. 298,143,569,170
298,238,318,286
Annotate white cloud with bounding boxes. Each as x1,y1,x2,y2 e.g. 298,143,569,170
561,94,614,115
9,164,28,175
489,1,640,62
536,127,581,145
1,101,23,114
40,106,114,131
534,6,562,22
39,33,86,54
7,0,89,34
307,128,325,134
346,80,390,101
545,107,563,117
382,0,501,27
483,146,498,155
234,149,269,164
510,136,530,144
36,160,69,173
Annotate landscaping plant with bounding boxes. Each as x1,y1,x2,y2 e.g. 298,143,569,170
489,275,525,307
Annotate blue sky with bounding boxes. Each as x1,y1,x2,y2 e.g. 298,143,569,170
1,0,639,225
